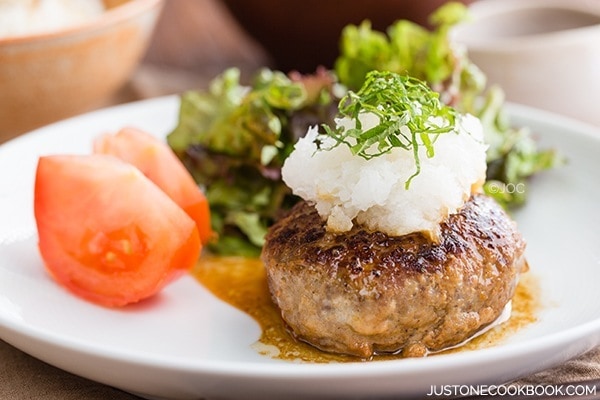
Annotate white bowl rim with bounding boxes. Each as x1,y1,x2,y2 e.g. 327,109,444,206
0,0,164,46
453,0,600,51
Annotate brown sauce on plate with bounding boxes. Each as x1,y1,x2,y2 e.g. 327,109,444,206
192,256,540,363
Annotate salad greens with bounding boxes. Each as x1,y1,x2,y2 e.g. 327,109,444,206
335,2,470,94
168,2,559,256
168,68,337,256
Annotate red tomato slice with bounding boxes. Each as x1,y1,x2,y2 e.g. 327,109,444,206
34,154,201,307
94,127,213,244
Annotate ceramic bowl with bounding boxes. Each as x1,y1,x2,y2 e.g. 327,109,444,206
0,0,164,141
452,0,600,126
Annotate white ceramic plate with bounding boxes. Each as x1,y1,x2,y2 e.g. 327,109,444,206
0,97,599,400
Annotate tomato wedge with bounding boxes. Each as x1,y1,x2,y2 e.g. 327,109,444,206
94,127,213,244
34,154,201,307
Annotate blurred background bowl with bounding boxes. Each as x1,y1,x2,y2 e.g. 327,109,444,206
0,0,164,140
452,0,600,126
221,0,475,73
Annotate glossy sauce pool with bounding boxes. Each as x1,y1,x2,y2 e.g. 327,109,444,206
193,256,540,363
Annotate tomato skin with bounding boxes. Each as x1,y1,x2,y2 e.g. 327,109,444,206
34,154,201,307
94,127,214,244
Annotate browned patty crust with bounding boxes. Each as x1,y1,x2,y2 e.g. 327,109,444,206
261,194,528,358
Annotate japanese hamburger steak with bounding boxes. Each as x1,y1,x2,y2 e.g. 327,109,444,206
261,71,528,359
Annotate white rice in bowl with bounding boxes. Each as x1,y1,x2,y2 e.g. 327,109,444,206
0,0,105,39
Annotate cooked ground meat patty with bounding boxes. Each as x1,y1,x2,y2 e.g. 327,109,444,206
261,194,528,359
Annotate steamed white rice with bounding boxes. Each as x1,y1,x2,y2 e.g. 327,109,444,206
281,112,487,240
0,0,105,38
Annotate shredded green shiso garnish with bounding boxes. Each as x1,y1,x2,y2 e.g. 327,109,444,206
322,71,457,188
167,2,560,256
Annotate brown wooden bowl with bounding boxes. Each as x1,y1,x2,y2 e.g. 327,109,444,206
222,0,474,73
